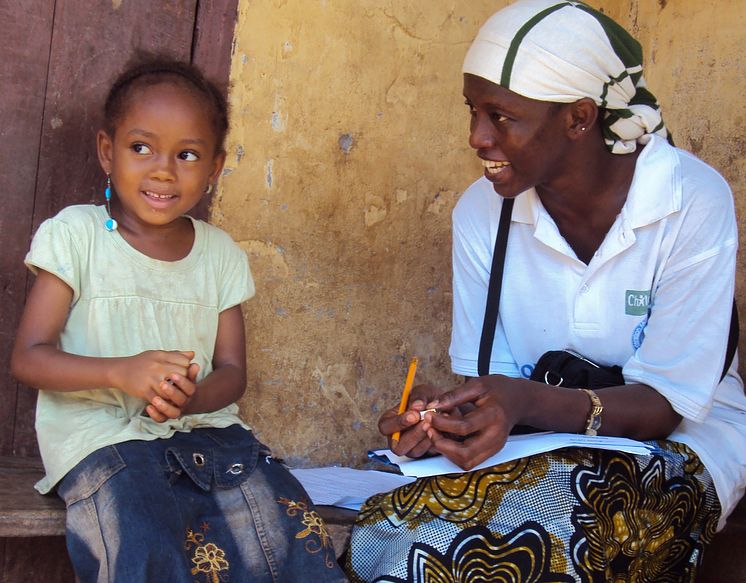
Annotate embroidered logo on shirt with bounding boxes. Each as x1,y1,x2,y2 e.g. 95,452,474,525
631,315,648,349
625,290,651,316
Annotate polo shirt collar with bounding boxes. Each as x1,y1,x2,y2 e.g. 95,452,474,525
510,134,682,230
622,135,682,228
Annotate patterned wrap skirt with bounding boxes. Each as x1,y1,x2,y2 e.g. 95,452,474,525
344,440,720,583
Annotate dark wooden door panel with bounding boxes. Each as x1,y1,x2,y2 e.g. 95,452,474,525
192,0,240,92
32,0,198,228
11,0,198,457
191,0,241,220
3,0,239,460
0,1,56,457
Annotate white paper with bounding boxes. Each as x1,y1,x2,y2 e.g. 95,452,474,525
371,432,654,478
290,466,416,510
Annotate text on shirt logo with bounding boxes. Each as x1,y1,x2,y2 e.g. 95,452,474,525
625,290,651,316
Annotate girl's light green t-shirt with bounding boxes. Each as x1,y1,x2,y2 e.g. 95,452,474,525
25,205,255,493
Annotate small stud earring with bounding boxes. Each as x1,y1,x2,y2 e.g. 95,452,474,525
104,175,118,232
205,183,213,195
581,127,586,131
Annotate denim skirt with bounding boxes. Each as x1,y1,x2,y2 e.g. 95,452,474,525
57,424,347,582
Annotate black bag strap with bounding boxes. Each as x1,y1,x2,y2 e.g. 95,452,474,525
476,197,739,382
477,197,514,377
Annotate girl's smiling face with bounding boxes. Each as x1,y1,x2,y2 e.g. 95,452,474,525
97,81,225,231
464,73,569,198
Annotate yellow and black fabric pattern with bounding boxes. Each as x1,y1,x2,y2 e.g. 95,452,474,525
344,440,719,582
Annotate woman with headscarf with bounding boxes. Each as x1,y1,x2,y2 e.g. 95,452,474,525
344,1,746,581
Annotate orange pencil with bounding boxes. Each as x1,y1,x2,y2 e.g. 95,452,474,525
391,357,418,445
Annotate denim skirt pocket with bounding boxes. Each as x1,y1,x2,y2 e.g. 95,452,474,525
163,428,261,491
57,445,126,507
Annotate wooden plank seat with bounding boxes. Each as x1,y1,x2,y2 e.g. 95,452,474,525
0,456,66,538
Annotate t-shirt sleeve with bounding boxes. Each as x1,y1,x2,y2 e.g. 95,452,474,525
622,166,738,422
217,236,255,312
24,215,82,302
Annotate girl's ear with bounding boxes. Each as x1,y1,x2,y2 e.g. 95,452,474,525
208,150,227,186
97,130,114,174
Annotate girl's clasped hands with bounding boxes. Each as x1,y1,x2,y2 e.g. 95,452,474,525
114,349,201,421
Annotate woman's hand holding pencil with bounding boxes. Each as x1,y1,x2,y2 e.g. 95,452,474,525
379,357,450,459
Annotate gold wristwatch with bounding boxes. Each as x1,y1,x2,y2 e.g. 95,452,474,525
581,388,603,436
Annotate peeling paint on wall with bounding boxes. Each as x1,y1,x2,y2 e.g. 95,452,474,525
426,190,457,215
270,93,288,133
264,159,273,189
364,205,387,227
338,133,354,154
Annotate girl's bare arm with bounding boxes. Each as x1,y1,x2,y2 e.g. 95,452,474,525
11,270,191,402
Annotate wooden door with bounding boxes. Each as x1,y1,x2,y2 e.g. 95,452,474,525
0,2,238,579
0,0,238,458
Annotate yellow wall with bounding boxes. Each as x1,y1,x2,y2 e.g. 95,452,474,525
216,0,746,466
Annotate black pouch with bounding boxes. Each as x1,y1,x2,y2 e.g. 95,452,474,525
509,350,624,435
529,349,624,389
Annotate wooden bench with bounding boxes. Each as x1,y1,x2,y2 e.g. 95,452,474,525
2,454,743,581
0,455,356,580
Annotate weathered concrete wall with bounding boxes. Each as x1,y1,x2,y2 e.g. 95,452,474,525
215,0,746,467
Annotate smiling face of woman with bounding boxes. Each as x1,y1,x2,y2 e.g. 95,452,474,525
463,73,571,198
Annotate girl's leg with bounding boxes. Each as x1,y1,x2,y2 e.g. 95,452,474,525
59,427,347,582
58,441,194,583
198,425,348,582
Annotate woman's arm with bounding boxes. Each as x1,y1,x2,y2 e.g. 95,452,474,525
422,375,681,470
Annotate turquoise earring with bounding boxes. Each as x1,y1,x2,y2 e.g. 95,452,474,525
104,175,118,231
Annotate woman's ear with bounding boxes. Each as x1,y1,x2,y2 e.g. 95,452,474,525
568,98,599,139
97,130,114,174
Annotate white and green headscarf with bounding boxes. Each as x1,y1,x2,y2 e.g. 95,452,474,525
463,0,671,154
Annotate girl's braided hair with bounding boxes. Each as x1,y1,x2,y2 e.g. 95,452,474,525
103,53,229,153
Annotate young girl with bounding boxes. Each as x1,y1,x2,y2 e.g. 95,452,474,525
11,56,346,583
